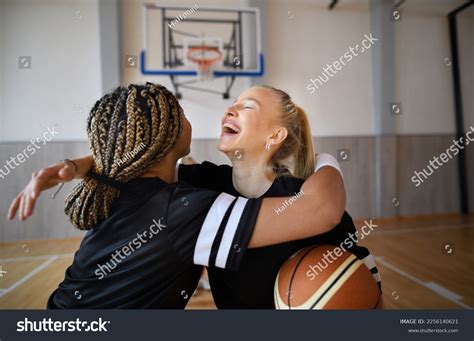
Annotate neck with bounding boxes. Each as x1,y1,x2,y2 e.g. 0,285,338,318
230,154,275,198
140,153,178,183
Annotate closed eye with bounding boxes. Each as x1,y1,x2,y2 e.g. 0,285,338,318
243,100,257,109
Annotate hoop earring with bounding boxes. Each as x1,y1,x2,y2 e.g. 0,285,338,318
265,142,271,151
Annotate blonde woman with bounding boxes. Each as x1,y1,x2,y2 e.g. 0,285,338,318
178,86,381,308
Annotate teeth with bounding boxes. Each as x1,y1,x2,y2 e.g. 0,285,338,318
223,122,241,133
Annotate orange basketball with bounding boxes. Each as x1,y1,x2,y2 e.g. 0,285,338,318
274,245,382,309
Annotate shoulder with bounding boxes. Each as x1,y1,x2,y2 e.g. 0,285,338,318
315,153,343,178
168,180,220,206
164,181,262,271
167,181,241,219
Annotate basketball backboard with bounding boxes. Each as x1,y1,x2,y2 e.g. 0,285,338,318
140,4,264,98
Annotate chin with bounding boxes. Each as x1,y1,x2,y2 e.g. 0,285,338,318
217,143,226,153
218,134,242,153
217,139,230,153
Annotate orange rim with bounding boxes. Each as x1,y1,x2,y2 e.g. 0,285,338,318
187,46,223,73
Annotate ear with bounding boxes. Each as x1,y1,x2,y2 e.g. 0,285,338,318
268,127,288,147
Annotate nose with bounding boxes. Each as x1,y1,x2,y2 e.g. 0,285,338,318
226,106,238,118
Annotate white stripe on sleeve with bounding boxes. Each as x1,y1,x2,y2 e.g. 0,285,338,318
315,153,343,178
214,197,249,268
193,193,236,266
361,254,376,270
373,272,382,283
361,254,381,283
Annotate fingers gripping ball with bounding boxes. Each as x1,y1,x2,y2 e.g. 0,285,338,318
274,245,382,309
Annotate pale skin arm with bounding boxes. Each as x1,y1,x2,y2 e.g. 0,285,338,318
8,157,345,248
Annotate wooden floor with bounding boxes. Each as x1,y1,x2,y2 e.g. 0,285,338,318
1,214,473,309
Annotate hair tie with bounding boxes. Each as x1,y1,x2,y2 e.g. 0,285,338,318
87,171,125,191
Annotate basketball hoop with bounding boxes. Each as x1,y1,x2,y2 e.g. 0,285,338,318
187,46,223,80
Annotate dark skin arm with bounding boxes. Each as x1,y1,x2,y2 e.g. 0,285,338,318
8,157,345,248
250,166,345,247
8,156,92,221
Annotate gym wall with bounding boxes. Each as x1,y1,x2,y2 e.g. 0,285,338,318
1,0,472,241
0,0,104,240
266,0,472,218
0,0,102,141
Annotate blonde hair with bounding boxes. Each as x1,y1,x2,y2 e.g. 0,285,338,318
65,83,183,230
261,86,315,180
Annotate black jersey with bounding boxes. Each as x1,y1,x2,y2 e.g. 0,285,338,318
179,161,381,309
48,177,261,309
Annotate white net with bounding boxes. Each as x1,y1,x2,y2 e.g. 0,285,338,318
184,37,223,80
187,47,223,80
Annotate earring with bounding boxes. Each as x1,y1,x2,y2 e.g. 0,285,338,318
265,142,271,151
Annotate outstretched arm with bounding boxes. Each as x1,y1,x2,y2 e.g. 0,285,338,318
7,156,92,221
8,156,345,249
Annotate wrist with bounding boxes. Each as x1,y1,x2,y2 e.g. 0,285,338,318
63,159,78,173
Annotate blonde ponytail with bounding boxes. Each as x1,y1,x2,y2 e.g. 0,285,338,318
260,86,316,180
293,105,315,179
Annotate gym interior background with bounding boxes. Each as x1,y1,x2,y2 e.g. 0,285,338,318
0,0,473,309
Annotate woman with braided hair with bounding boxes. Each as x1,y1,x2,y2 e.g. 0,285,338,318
8,82,346,309
64,83,186,230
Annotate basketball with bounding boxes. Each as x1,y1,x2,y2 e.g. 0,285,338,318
274,245,382,309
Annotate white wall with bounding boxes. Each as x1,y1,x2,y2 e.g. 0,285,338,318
0,0,102,142
1,0,464,141
0,0,5,139
395,10,456,135
263,0,460,137
263,0,374,137
122,0,378,138
144,0,464,138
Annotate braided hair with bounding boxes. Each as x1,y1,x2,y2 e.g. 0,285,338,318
65,83,183,230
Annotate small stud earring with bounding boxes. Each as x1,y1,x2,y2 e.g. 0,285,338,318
265,142,271,151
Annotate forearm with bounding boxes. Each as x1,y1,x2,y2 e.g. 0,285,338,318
71,155,93,178
249,167,345,247
8,154,93,220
